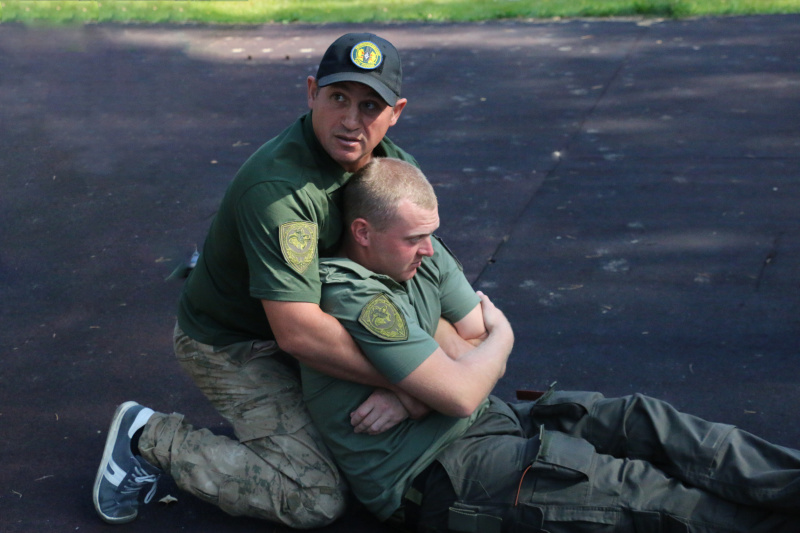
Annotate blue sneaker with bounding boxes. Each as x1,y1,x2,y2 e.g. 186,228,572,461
93,401,162,524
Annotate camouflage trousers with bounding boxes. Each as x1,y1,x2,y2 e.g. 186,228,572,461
137,324,347,529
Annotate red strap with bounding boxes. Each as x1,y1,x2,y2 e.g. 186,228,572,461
515,389,546,401
514,465,533,506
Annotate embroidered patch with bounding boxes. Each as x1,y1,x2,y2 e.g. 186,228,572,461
350,41,383,70
358,294,408,341
279,221,318,274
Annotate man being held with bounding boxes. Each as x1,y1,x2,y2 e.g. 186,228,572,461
93,33,426,528
304,157,800,532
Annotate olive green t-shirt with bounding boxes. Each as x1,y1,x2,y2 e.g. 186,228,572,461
302,237,484,521
177,112,418,346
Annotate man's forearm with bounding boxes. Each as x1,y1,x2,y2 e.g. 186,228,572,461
434,317,482,360
398,293,514,418
399,319,512,418
263,300,393,388
447,319,512,403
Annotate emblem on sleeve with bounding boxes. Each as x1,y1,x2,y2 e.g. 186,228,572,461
279,221,318,274
350,41,383,70
359,294,408,341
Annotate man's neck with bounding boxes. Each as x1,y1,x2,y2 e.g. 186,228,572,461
339,239,364,264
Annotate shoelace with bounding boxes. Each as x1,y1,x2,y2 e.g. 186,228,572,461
121,464,160,504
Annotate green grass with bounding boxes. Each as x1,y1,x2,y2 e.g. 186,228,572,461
2,0,800,25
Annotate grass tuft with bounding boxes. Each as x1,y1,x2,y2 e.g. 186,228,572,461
1,0,799,25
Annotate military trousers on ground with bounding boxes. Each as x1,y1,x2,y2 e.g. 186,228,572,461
413,391,800,533
137,323,347,529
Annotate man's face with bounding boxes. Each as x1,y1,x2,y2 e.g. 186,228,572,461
366,200,439,282
307,78,407,173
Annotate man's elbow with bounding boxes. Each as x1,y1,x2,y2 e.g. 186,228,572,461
273,332,308,361
440,395,484,419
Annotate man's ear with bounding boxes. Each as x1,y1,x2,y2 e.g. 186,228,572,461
389,97,407,126
351,218,371,247
307,76,319,109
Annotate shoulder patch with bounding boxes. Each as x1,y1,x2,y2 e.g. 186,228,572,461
280,221,318,274
358,294,408,342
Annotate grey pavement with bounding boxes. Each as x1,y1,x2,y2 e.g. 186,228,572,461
1,15,798,532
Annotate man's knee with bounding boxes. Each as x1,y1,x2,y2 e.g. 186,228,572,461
292,485,348,529
528,390,606,427
214,477,347,528
258,484,347,529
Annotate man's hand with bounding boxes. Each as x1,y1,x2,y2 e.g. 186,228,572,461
476,291,510,377
393,388,431,420
351,388,421,435
477,291,503,334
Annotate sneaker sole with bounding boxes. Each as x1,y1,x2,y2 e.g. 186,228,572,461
92,401,140,524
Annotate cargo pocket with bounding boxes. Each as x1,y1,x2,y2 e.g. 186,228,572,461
528,429,596,505
522,430,625,531
535,429,595,478
217,478,246,517
448,502,503,533
632,510,690,533
510,503,546,532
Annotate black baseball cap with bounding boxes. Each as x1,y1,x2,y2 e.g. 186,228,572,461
315,33,402,106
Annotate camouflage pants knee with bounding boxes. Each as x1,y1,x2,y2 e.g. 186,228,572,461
138,324,347,529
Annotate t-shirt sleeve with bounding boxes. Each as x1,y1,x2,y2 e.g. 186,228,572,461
351,320,439,384
433,237,481,324
322,281,440,384
236,181,323,303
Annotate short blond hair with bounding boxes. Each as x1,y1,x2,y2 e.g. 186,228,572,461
344,158,437,231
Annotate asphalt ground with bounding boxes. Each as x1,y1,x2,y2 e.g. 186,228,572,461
1,15,798,533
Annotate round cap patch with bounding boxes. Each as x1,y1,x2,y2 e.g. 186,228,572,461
350,41,383,70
